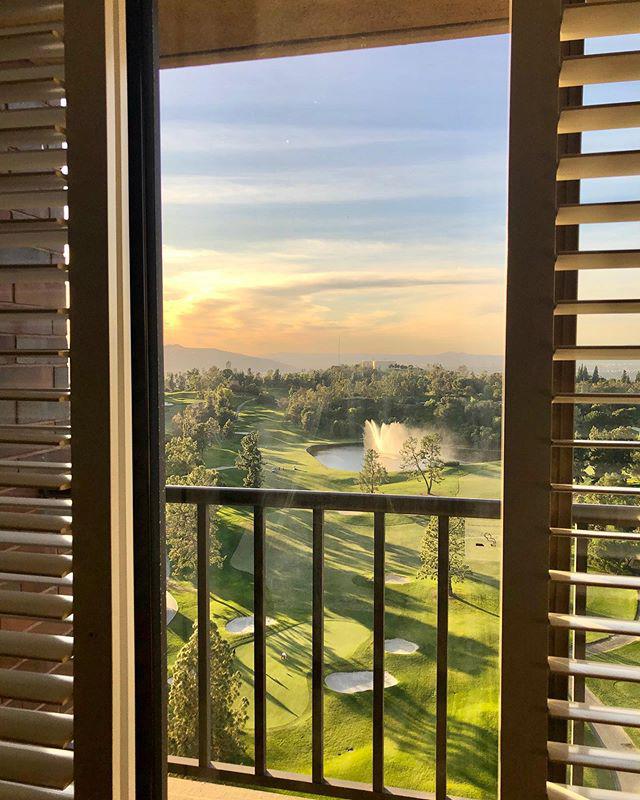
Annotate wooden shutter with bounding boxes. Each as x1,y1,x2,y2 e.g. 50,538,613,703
0,1,137,798
502,1,640,798
0,1,73,796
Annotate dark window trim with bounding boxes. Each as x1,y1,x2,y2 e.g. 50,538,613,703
127,1,167,797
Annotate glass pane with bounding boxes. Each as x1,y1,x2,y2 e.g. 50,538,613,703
160,14,508,799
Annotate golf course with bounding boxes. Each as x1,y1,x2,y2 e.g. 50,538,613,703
165,390,635,796
166,391,502,798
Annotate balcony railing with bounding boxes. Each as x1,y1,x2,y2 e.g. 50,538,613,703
165,485,632,800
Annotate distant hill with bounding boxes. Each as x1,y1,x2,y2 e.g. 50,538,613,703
269,351,505,373
164,345,506,374
165,345,635,381
164,345,293,374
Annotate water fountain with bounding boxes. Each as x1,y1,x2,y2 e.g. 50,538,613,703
364,420,416,464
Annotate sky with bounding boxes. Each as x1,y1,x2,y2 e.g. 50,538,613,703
159,33,639,359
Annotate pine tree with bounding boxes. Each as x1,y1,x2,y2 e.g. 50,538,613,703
165,435,201,476
622,369,631,384
166,465,222,577
417,517,470,597
168,621,248,761
592,365,600,383
358,448,388,493
235,431,263,488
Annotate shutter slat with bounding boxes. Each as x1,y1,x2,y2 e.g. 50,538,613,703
549,698,640,728
0,741,72,791
0,707,72,749
549,569,640,590
550,527,640,542
0,192,67,211
556,200,640,225
556,298,640,314
554,345,640,360
549,613,640,637
561,1,640,40
560,50,640,87
0,31,63,63
0,669,73,706
553,392,640,404
549,656,640,684
0,630,72,663
548,784,639,800
557,150,640,180
548,741,640,774
0,150,66,173
556,249,640,270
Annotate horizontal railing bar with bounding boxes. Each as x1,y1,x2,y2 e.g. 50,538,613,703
167,757,475,800
166,486,501,518
167,487,627,527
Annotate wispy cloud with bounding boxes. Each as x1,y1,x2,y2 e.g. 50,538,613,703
163,240,504,355
161,153,505,207
161,121,489,154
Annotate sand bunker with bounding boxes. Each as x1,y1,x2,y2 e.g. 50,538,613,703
385,638,419,655
385,572,410,585
325,670,398,694
166,591,178,625
226,615,276,635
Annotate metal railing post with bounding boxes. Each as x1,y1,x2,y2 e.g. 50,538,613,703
372,511,386,793
197,502,211,767
436,515,450,800
312,507,325,785
254,505,267,776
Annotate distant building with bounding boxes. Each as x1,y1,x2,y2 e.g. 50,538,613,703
369,360,410,372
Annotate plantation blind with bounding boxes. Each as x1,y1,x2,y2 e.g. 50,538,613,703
502,1,640,798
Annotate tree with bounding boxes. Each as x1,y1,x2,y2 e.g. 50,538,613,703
358,448,388,493
235,431,263,488
417,516,470,597
582,426,637,482
589,537,639,578
166,435,201,476
168,621,248,761
166,465,222,577
592,365,600,383
399,433,444,495
622,369,631,384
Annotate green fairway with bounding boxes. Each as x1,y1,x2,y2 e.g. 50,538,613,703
167,398,503,797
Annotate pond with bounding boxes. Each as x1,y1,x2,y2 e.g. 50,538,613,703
310,444,366,471
309,423,495,472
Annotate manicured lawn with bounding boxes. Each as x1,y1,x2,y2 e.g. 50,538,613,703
588,641,640,749
167,400,503,797
168,398,640,795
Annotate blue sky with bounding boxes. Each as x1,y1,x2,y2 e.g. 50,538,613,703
161,35,580,357
159,35,511,356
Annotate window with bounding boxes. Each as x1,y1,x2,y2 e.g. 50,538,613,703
159,5,510,799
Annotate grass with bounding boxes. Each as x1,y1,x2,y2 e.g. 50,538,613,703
588,640,640,749
167,398,640,795
167,399,502,798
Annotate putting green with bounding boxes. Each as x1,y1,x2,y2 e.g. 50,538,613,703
234,617,371,729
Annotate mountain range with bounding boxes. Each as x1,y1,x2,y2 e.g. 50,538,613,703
164,344,505,374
